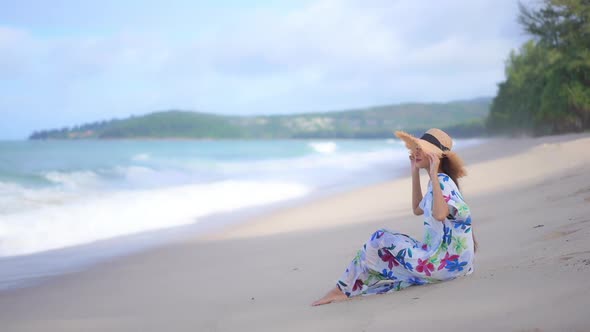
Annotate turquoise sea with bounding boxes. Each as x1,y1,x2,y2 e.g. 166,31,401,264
0,138,482,289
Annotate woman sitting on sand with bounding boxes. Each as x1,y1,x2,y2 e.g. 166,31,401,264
312,128,477,306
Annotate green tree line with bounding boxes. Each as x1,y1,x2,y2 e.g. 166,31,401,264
487,0,590,135
29,99,490,140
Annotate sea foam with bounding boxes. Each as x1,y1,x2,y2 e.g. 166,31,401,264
309,141,337,154
0,180,310,257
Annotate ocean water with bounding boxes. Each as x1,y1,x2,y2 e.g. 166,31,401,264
0,138,482,290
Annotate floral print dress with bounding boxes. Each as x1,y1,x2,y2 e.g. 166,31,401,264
336,173,475,297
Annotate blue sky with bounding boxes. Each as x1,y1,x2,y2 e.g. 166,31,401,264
0,0,527,139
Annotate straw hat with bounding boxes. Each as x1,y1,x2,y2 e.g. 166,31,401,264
394,128,467,179
394,128,453,157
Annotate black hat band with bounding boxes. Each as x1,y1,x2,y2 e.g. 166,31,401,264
420,133,450,151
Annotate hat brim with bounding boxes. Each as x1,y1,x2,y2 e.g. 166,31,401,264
394,130,445,157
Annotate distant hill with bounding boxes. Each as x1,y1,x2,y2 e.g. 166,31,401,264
29,98,492,140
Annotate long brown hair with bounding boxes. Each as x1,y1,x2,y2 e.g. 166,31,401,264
440,151,478,253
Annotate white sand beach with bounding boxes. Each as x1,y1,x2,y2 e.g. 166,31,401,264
1,133,589,332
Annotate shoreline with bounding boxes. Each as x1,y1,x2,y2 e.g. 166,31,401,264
0,149,408,292
0,137,485,290
1,133,589,331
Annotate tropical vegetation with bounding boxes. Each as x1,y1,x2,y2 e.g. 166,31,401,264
487,0,590,135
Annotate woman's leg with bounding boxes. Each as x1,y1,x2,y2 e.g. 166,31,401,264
312,229,389,306
336,235,377,297
311,285,348,306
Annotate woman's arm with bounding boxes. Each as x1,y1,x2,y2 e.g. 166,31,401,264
428,153,449,221
410,155,424,215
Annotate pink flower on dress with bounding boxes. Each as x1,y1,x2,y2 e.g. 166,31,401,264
378,249,400,269
416,258,435,276
438,252,460,270
443,194,451,203
353,279,364,292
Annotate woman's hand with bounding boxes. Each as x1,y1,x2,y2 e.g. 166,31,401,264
409,154,418,172
427,152,441,178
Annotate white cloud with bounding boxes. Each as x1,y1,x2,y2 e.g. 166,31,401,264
0,0,526,138
0,27,39,79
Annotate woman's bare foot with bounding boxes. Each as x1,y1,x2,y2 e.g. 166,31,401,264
311,286,349,306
